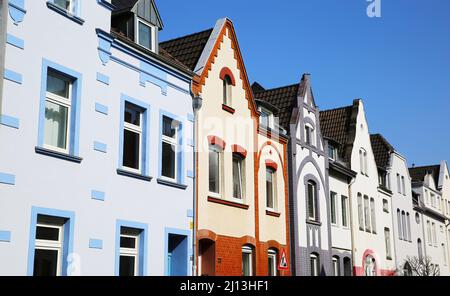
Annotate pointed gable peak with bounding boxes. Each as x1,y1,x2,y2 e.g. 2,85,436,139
113,0,164,29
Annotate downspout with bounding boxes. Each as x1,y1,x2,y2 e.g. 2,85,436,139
0,0,8,115
190,81,202,276
347,173,357,275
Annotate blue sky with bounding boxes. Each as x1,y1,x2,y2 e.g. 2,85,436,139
157,0,450,167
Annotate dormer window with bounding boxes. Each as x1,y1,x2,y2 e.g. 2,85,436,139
328,145,337,161
260,107,274,129
305,124,315,146
136,18,154,50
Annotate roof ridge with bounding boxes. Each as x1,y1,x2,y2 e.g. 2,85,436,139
320,104,353,113
160,28,213,45
409,164,440,170
254,83,299,94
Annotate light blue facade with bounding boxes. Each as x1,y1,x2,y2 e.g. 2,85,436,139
0,0,194,276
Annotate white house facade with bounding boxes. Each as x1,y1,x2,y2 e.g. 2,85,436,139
0,0,195,276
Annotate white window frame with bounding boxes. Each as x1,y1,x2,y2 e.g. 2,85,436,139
401,176,406,196
370,198,376,234
310,254,319,276
123,103,143,174
427,221,432,246
382,199,389,213
330,192,338,226
208,145,223,198
359,148,368,175
358,194,364,230
232,153,245,201
385,228,392,259
307,181,317,221
305,124,314,146
44,71,72,154
341,195,349,228
432,222,437,246
259,107,274,129
53,0,78,15
364,195,371,232
268,249,277,276
328,145,337,161
135,17,155,51
332,256,340,276
119,232,140,276
242,246,253,276
223,75,233,107
161,117,179,182
266,168,277,211
35,223,64,276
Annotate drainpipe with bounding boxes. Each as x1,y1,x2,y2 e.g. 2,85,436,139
190,81,202,276
347,174,357,275
0,0,8,115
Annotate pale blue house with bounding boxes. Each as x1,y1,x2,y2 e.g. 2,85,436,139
0,0,195,276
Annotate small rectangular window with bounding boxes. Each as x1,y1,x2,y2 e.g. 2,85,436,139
401,176,406,195
385,228,392,259
53,0,78,15
310,254,320,276
330,192,337,225
268,250,278,276
307,181,317,221
328,145,336,161
232,154,245,200
209,146,221,195
332,257,340,276
383,199,389,213
266,168,276,210
161,116,179,181
242,247,253,276
370,198,376,234
123,103,143,172
137,19,152,50
341,196,349,227
364,196,371,232
357,194,364,230
119,227,141,276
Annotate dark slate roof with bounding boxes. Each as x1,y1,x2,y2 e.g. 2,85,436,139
409,165,441,185
112,0,139,12
319,105,354,160
252,83,301,131
370,134,394,169
159,28,214,71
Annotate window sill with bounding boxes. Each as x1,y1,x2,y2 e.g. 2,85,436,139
157,178,187,190
266,210,281,218
306,219,322,227
46,2,85,25
35,147,82,163
117,169,152,182
222,104,235,114
208,196,249,210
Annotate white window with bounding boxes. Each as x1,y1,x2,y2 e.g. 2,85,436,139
402,211,406,241
232,154,245,200
385,228,392,259
305,124,314,146
208,145,222,196
161,116,179,181
406,213,411,241
123,103,143,172
266,168,277,210
223,75,232,106
401,176,406,195
364,195,371,231
359,148,368,175
432,223,437,246
332,256,340,276
310,253,320,276
425,189,429,205
53,0,78,15
33,218,64,276
397,209,403,240
358,194,364,230
382,199,389,213
364,255,376,276
260,108,274,129
307,180,317,221
418,239,423,260
370,198,376,233
119,228,140,276
397,174,401,194
431,192,436,208
136,18,153,50
330,192,338,226
268,249,278,276
328,145,337,161
427,221,432,245
242,246,253,276
341,196,349,227
44,71,72,154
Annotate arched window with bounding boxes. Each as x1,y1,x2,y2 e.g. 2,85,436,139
223,75,232,106
343,257,352,276
403,262,412,276
332,256,340,276
357,193,364,230
266,167,277,211
417,239,423,260
401,211,406,241
364,255,376,276
310,253,320,276
406,213,411,241
397,209,402,240
268,249,278,276
242,245,254,276
305,124,315,146
307,180,318,221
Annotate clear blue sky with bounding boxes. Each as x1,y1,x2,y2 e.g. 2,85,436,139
157,0,450,167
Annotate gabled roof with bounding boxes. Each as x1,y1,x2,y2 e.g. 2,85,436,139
252,82,300,131
112,0,139,11
112,0,163,29
160,28,214,72
370,134,394,169
409,165,441,185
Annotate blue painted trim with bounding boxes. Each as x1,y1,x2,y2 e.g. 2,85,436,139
35,146,83,163
8,0,27,25
116,169,152,182
27,207,75,276
164,228,191,276
37,59,83,157
0,115,20,129
118,94,151,176
115,220,148,276
89,239,103,249
140,61,168,95
97,0,116,11
46,1,85,25
96,72,110,85
187,209,194,218
91,190,105,201
156,178,187,190
94,141,107,153
4,69,22,84
96,29,114,65
0,231,12,242
187,170,195,179
0,173,15,185
187,114,194,123
158,109,186,186
95,103,109,115
6,34,24,49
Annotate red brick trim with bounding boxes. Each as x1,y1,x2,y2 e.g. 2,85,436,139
208,196,250,210
231,144,247,158
197,229,218,242
222,104,236,114
266,240,283,251
240,236,257,247
207,135,226,150
219,67,236,86
265,160,278,171
266,210,281,218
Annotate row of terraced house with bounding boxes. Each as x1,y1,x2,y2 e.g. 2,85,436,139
0,0,449,276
